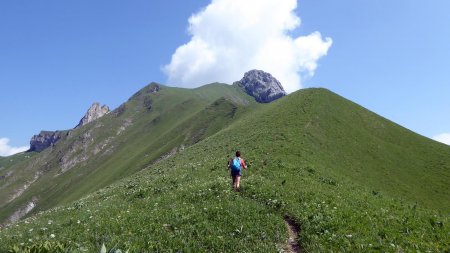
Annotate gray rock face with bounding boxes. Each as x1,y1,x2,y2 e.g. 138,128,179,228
28,103,109,152
29,131,63,152
234,70,286,103
75,103,109,129
149,83,160,93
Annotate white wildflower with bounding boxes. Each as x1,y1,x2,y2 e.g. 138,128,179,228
50,234,55,238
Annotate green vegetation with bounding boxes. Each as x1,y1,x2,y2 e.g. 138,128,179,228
0,152,35,169
0,86,449,252
0,152,37,210
0,83,254,223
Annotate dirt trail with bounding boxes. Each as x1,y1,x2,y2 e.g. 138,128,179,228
283,215,302,253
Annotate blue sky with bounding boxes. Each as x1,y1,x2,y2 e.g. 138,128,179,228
1,0,450,155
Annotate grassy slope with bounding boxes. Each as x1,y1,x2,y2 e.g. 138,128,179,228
0,152,37,209
0,152,36,202
0,88,448,252
0,83,254,223
275,88,450,211
0,152,36,170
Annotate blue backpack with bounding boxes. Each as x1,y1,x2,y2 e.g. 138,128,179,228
230,158,241,172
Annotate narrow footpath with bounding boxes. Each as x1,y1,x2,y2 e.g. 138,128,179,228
284,215,302,253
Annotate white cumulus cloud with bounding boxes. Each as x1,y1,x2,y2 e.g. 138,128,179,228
163,0,332,93
433,133,450,146
0,138,29,157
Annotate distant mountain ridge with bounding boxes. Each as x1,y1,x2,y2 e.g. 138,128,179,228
24,71,285,154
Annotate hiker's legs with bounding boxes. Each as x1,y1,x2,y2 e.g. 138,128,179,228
235,176,241,191
231,175,237,189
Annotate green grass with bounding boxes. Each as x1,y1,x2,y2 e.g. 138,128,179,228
0,152,37,210
0,152,35,169
0,86,449,252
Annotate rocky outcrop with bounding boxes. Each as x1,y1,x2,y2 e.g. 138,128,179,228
28,103,109,153
234,70,286,103
5,198,37,225
149,83,160,93
29,131,63,152
75,102,110,129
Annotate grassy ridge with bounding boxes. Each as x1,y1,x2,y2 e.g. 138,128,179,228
271,88,450,211
0,88,448,252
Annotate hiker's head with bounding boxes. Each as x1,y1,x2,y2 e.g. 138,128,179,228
236,151,241,157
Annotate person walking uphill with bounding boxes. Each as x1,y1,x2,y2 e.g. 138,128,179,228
228,151,247,192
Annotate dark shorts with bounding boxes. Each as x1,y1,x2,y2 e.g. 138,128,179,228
231,169,242,177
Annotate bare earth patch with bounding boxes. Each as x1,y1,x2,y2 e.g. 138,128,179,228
283,215,302,253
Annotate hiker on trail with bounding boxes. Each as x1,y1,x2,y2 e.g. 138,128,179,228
228,151,247,191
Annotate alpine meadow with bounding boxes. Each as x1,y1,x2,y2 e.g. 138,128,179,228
0,75,449,252
1,1,450,251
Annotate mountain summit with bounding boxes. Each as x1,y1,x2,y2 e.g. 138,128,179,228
235,70,286,103
75,102,110,129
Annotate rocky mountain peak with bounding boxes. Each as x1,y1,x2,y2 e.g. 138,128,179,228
29,131,63,152
75,103,110,129
28,103,110,153
234,70,286,103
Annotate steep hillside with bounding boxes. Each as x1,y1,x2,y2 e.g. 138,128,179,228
0,88,448,252
0,152,37,210
0,82,255,225
254,88,450,211
0,152,37,201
